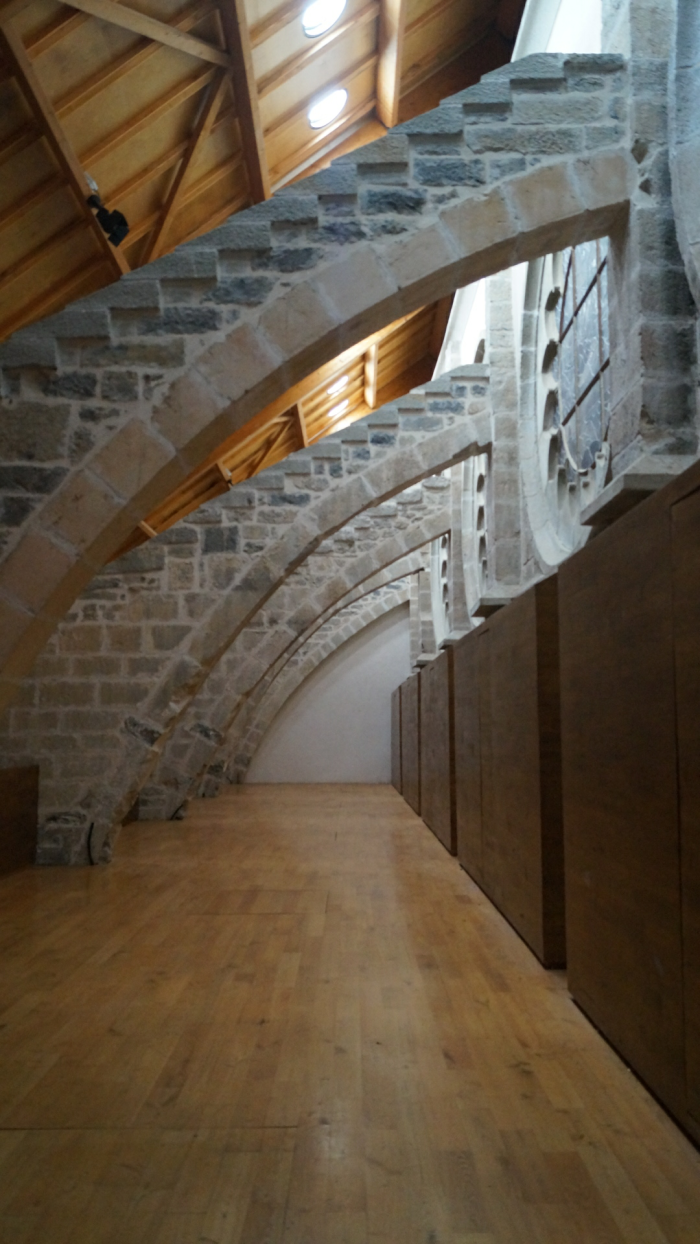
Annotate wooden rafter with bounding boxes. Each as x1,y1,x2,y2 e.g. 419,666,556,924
218,0,270,202
52,0,219,119
0,20,129,278
294,404,309,448
58,0,231,67
376,0,407,127
144,70,229,262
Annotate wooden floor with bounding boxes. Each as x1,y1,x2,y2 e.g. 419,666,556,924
1,786,700,1244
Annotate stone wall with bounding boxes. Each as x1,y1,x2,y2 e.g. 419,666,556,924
0,54,632,711
0,371,484,861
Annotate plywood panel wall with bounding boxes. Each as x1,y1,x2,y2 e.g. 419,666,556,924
419,649,455,854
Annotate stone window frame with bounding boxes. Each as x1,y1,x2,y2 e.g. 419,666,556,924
519,241,611,571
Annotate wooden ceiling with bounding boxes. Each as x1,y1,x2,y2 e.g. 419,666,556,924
112,293,452,557
0,0,523,343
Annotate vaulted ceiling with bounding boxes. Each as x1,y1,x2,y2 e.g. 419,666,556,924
0,0,522,344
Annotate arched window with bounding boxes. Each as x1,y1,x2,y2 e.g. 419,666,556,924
520,238,611,568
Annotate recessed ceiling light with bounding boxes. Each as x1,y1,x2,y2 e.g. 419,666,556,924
327,374,349,397
308,88,348,130
301,0,346,38
329,398,349,420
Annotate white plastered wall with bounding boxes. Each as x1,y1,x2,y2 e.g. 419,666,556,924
246,604,411,784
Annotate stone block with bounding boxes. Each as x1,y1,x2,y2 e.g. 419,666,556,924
258,281,342,370
153,368,223,452
91,418,180,506
440,188,518,267
506,162,584,236
107,626,142,653
151,624,192,651
40,472,124,558
0,402,70,461
99,682,149,706
312,245,400,338
0,529,75,615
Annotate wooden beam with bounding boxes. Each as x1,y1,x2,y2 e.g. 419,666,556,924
53,0,218,119
294,404,309,448
144,70,228,262
376,0,407,128
0,21,129,278
364,342,379,409
217,0,270,202
215,460,233,486
60,0,231,67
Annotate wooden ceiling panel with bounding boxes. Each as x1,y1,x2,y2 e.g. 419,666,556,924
0,0,521,364
401,0,499,96
266,56,377,183
258,16,377,132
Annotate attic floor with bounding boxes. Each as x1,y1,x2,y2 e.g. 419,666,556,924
0,784,699,1243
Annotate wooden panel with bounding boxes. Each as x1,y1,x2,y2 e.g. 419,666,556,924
559,494,686,1119
419,648,455,854
482,578,564,967
453,626,482,882
0,765,38,875
671,483,700,1125
390,684,402,793
400,671,420,815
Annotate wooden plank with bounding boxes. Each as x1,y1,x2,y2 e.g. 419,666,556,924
0,765,38,876
400,671,420,815
79,65,216,167
53,0,219,119
671,483,700,1125
481,580,564,968
453,627,482,884
559,489,686,1118
0,20,129,277
391,685,402,793
256,0,380,99
249,0,305,49
376,0,406,127
218,0,270,201
59,0,231,67
363,342,378,409
144,69,229,262
419,649,455,855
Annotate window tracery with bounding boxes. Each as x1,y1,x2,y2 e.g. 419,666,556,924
520,238,611,568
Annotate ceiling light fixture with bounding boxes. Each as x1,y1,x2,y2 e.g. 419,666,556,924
307,87,348,130
301,0,347,38
327,374,349,396
329,398,349,420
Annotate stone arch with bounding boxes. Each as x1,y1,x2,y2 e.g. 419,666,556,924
670,0,700,309
231,585,412,786
10,371,476,863
124,484,453,835
0,53,632,709
146,550,430,815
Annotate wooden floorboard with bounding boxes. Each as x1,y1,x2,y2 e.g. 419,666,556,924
0,784,699,1243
